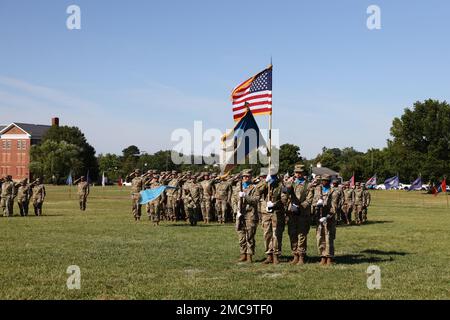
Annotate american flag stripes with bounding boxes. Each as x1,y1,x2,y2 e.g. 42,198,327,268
231,65,272,121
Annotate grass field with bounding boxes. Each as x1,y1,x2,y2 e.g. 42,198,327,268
0,186,449,300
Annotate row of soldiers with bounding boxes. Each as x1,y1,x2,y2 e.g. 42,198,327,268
0,176,46,217
126,165,372,265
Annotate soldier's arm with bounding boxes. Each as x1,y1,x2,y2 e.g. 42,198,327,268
244,186,260,205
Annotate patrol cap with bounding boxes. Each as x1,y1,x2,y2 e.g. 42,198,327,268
241,169,252,176
294,164,305,173
321,174,331,181
171,170,177,174
356,182,361,186
331,179,339,184
21,178,28,183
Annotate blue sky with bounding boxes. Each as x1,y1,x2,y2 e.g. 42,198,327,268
1,0,449,158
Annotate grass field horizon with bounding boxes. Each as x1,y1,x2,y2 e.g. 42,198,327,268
0,186,449,300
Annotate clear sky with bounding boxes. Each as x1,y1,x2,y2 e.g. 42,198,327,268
1,0,449,159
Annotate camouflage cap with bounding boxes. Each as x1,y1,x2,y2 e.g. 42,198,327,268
21,178,28,183
294,164,305,173
321,174,331,181
356,182,361,186
171,170,177,174
241,169,252,176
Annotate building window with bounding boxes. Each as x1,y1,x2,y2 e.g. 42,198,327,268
2,140,6,150
6,140,11,150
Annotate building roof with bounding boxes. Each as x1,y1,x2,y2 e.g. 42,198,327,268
0,123,52,139
312,167,339,176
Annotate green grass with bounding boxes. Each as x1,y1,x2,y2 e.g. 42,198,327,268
0,186,449,300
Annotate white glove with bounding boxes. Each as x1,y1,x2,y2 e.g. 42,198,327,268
267,201,274,208
236,212,242,220
317,199,324,206
239,192,246,198
265,175,272,182
319,217,327,224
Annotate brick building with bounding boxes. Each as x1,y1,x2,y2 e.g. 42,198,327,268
0,117,59,181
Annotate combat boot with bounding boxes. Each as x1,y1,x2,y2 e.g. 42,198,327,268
273,254,279,265
263,254,273,264
238,254,247,262
297,254,305,265
320,257,327,265
247,254,253,263
290,254,299,265
326,257,334,266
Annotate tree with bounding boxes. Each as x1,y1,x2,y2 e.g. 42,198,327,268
98,153,122,181
31,126,98,182
278,144,303,174
30,140,83,183
387,99,450,182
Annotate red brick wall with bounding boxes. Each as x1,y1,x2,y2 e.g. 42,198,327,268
0,131,31,181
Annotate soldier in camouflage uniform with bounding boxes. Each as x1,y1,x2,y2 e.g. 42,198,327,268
74,176,90,211
166,171,182,221
285,165,314,265
31,177,46,216
181,172,193,221
16,178,32,216
184,175,202,226
126,169,145,221
314,175,339,265
147,175,163,226
362,183,371,223
331,180,344,224
235,169,260,263
353,182,365,225
259,170,285,264
200,172,215,224
1,175,15,217
342,182,354,225
215,176,232,224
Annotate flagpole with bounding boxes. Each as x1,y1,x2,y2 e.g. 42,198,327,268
267,62,273,202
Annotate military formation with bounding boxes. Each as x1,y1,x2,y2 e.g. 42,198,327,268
0,176,46,217
125,165,372,266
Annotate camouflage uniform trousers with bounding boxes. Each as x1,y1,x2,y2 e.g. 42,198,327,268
231,198,239,222
287,210,310,256
147,201,162,223
341,203,352,223
79,193,88,211
200,199,213,223
237,218,258,256
185,202,200,226
131,193,142,219
261,211,285,257
353,205,364,223
1,195,14,217
17,198,29,216
362,206,368,222
166,196,177,221
215,199,227,223
316,216,336,258
33,199,44,216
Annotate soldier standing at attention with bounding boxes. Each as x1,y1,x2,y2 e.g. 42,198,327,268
331,179,344,224
147,175,163,226
16,178,32,216
166,171,182,222
185,175,202,226
353,182,365,225
285,165,314,265
342,182,354,225
362,183,371,223
1,175,15,217
259,170,284,265
215,176,232,224
314,175,339,265
32,177,46,216
73,176,90,211
126,169,144,221
235,169,260,263
200,172,215,224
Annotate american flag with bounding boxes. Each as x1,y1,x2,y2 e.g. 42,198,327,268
231,65,272,121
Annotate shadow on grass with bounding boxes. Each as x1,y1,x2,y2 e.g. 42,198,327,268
360,249,409,256
163,223,226,228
